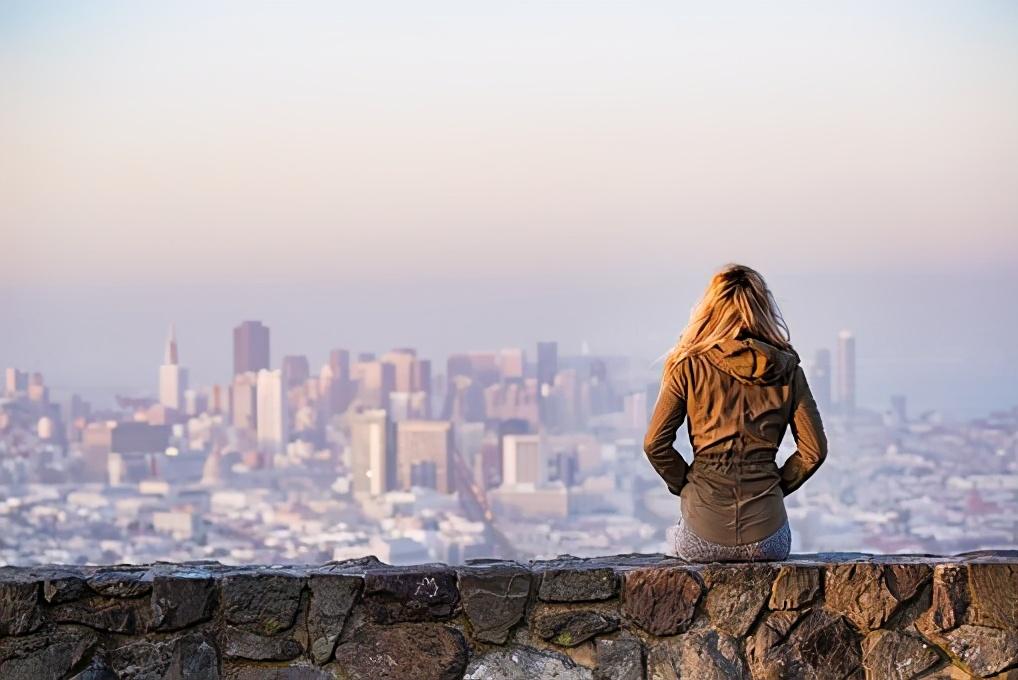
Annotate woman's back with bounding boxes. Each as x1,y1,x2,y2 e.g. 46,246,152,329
645,336,827,547
642,263,828,561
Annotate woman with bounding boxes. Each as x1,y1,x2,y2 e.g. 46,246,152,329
644,264,827,562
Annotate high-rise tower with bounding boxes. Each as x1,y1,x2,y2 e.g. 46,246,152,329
256,368,288,458
233,321,270,376
158,324,188,411
350,409,393,496
537,341,558,427
836,330,856,416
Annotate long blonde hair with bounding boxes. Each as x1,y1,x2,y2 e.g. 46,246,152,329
665,264,793,372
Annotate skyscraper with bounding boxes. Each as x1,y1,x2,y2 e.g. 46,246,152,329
350,409,393,496
256,369,288,457
836,330,856,416
810,348,832,413
329,349,351,383
158,324,188,411
502,433,546,486
396,420,454,494
382,348,418,393
537,342,558,387
537,341,558,426
281,355,310,388
233,321,270,376
231,372,258,430
4,368,27,396
381,349,432,419
351,360,396,409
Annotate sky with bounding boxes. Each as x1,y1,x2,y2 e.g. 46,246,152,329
2,1,1017,415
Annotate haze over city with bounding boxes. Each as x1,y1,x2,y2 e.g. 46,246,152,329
3,1,1018,416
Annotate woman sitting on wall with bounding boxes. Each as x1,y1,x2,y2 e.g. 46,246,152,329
644,264,828,562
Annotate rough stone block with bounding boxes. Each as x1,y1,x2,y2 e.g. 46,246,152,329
966,563,1018,630
786,608,862,679
42,571,91,604
361,565,459,623
221,570,305,635
537,563,619,603
883,563,932,603
0,577,41,636
595,637,644,680
533,609,619,647
702,564,775,637
463,645,593,680
924,564,970,632
622,567,702,636
457,562,532,644
769,565,820,610
88,569,154,598
151,573,217,632
647,629,747,680
861,630,940,680
825,563,901,632
224,664,336,679
50,594,151,633
746,610,803,679
307,572,362,664
331,623,468,680
108,634,219,680
223,626,303,661
938,624,1018,677
0,629,96,680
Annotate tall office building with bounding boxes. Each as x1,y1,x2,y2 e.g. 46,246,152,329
396,420,454,494
233,321,270,376
382,349,432,417
352,360,396,409
350,409,393,496
502,433,546,486
158,325,188,411
537,342,558,387
4,368,27,396
537,341,558,426
323,349,356,416
329,349,351,383
836,330,856,416
256,369,288,457
81,421,113,483
281,355,310,388
231,372,258,430
382,349,417,393
810,348,832,413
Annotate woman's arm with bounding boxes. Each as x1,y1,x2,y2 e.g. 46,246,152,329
779,366,828,495
643,365,689,496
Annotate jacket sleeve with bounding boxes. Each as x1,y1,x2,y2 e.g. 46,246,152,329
643,364,690,496
779,366,828,495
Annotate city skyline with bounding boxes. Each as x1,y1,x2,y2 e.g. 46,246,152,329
4,311,1015,569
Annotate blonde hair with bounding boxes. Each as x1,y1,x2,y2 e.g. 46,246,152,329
665,264,793,372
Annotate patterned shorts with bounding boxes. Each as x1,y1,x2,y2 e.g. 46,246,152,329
667,517,791,563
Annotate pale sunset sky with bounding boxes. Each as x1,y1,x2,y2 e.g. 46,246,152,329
2,1,1017,414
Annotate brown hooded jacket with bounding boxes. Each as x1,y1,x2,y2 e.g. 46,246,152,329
644,336,828,545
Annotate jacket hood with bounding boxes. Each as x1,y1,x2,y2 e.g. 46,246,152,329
705,337,800,385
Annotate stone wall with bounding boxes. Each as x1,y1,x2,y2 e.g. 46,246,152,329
1,552,1017,679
